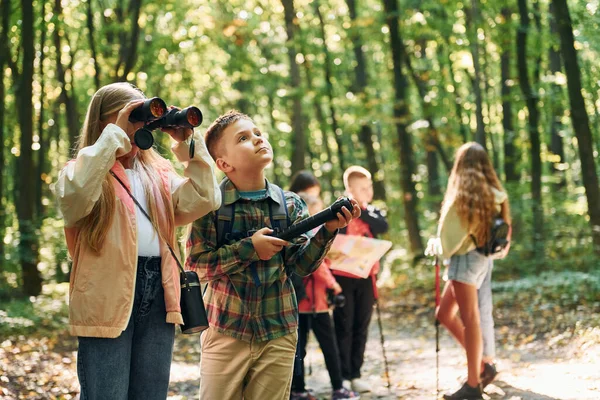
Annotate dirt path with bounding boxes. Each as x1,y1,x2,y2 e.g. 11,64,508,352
2,274,599,400
167,310,599,400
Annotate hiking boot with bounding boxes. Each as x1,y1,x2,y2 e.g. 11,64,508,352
332,387,361,399
290,390,317,400
350,378,371,393
480,362,498,389
443,382,483,399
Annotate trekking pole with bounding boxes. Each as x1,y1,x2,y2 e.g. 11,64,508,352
434,255,441,398
375,299,392,392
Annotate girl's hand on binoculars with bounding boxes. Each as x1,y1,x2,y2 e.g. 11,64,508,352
116,100,145,138
162,106,193,143
162,126,192,143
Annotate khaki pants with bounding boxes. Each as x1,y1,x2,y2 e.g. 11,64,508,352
199,327,298,400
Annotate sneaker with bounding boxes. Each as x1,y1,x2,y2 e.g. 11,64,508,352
480,362,498,389
442,382,483,399
290,390,317,400
350,378,371,393
332,387,361,399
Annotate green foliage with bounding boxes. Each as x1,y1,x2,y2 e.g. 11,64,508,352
0,283,69,338
1,0,600,298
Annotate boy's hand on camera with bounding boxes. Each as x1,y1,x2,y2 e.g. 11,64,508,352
324,198,361,232
251,228,289,260
116,100,145,138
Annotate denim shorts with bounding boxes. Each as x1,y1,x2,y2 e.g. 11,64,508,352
448,249,492,289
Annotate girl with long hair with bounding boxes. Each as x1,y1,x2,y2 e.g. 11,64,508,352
55,82,220,399
434,142,511,399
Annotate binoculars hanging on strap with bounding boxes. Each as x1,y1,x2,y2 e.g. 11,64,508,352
128,97,203,150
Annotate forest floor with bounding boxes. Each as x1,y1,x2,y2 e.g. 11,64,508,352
1,270,599,400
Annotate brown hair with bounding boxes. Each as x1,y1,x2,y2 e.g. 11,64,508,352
440,142,511,245
204,109,251,160
76,82,175,253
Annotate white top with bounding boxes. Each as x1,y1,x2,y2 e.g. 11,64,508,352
125,169,161,257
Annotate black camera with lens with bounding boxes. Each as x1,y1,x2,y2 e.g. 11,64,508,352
128,97,204,150
326,288,346,308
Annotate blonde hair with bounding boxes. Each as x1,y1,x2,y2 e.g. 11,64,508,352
440,142,511,246
76,82,175,253
343,165,371,192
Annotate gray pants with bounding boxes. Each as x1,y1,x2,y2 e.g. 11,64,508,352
477,264,495,358
448,250,496,359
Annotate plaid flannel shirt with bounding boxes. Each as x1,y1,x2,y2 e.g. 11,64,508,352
186,179,336,342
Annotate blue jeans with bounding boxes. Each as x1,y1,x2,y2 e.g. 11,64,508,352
77,256,175,400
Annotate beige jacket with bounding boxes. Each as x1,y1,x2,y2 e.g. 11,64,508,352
438,188,507,259
56,124,220,338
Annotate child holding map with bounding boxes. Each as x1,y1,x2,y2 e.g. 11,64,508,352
332,166,389,393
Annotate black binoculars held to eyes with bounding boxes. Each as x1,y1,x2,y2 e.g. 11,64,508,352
128,97,203,150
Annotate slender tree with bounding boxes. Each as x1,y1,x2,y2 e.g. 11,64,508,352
552,0,600,253
114,0,143,80
86,0,101,89
314,0,346,172
500,7,519,182
517,0,543,256
0,0,10,266
547,2,566,187
14,0,42,295
281,0,306,174
345,0,386,199
383,0,423,255
53,0,80,156
35,0,47,220
466,0,486,148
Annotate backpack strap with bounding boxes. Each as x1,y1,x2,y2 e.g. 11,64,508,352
269,186,290,235
215,178,235,248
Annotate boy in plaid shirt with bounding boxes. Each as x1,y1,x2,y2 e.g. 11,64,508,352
186,110,360,400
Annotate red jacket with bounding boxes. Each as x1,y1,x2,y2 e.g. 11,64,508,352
298,258,337,313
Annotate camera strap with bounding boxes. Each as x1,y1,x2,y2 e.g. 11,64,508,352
109,171,187,280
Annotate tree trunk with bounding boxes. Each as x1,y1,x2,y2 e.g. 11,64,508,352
314,0,346,172
345,0,386,200
437,41,469,143
299,43,335,193
16,0,42,296
281,0,306,175
501,7,519,182
53,0,80,157
466,1,486,148
0,0,9,266
517,0,543,255
547,2,566,187
383,0,423,256
35,0,47,220
86,0,101,89
552,0,600,253
114,0,143,80
401,41,452,175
